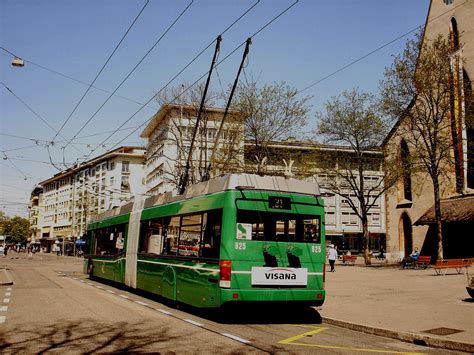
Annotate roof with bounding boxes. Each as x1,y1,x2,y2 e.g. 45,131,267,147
140,104,242,139
414,195,474,225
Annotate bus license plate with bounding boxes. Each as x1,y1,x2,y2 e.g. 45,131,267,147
251,267,308,286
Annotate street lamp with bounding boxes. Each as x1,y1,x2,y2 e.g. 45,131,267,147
12,57,24,67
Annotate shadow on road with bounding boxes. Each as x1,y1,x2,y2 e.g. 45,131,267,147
188,304,323,325
0,319,179,353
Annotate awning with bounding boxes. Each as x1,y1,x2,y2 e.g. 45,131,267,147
414,196,474,225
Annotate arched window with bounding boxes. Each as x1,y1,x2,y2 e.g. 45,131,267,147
450,17,460,51
400,139,412,201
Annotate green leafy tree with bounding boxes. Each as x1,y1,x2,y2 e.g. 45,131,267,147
3,216,29,244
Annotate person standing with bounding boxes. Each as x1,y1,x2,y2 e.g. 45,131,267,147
327,244,338,272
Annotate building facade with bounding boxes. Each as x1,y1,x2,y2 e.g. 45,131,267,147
141,104,243,196
252,140,386,253
32,146,145,253
384,0,474,262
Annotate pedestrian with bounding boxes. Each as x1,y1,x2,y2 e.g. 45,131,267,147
327,244,338,272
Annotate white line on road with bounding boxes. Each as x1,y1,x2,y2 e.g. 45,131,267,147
106,290,115,294
87,283,94,286
6,288,11,291
119,294,130,299
184,319,203,327
134,301,149,306
221,333,250,344
96,286,104,289
3,298,10,303
80,280,85,283
156,308,172,315
0,316,5,323
0,306,8,312
5,292,11,297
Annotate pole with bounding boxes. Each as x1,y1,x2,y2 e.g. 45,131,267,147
202,38,251,181
179,35,222,195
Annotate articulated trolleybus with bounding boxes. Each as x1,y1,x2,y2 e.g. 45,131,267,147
85,174,326,308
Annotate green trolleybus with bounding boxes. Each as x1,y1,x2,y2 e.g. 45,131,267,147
84,174,326,308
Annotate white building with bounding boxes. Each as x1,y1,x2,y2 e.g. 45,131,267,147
33,146,145,252
141,104,244,196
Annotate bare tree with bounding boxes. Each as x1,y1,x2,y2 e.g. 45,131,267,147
232,79,311,174
153,83,243,189
380,34,457,260
316,89,398,264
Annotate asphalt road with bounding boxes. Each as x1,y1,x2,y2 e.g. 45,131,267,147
0,253,463,354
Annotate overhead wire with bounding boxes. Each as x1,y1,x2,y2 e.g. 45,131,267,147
0,46,158,110
51,0,150,142
61,0,194,152
86,0,294,159
298,0,468,94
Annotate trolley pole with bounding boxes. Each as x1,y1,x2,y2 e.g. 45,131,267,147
202,38,251,182
179,35,222,195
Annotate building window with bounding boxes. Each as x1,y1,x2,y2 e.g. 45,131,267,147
122,161,130,173
400,139,412,201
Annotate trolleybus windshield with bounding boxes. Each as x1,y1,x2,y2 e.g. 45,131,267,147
236,210,321,243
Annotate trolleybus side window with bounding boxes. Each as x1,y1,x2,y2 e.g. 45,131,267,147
237,210,321,243
179,214,202,257
201,209,222,259
93,225,126,256
139,220,165,255
163,216,180,255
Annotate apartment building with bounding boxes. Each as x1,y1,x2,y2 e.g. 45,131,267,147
141,104,243,196
249,140,386,253
33,146,145,252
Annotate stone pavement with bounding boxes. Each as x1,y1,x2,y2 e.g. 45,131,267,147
320,260,474,353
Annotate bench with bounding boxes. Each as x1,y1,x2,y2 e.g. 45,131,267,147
433,258,472,275
340,255,357,265
400,255,431,269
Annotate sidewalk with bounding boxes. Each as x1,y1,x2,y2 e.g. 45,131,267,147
320,262,474,353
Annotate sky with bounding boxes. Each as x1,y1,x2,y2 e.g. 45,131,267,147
0,0,432,217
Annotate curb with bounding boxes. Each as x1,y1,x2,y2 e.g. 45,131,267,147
0,268,13,286
323,317,474,353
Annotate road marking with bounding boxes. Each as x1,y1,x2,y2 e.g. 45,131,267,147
184,319,203,327
119,294,129,300
0,316,5,323
3,298,10,303
221,333,250,344
80,280,85,283
279,325,421,354
6,288,12,291
5,292,11,297
106,290,115,294
135,301,149,307
156,308,172,315
96,286,104,289
0,306,8,312
87,282,94,286
279,326,327,345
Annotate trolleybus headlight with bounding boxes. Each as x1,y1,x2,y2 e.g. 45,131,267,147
219,260,232,288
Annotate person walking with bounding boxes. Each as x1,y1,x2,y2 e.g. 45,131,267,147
327,244,338,272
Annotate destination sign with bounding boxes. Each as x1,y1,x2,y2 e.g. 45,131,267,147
268,196,291,210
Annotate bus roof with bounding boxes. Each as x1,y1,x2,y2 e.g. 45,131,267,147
91,174,321,222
